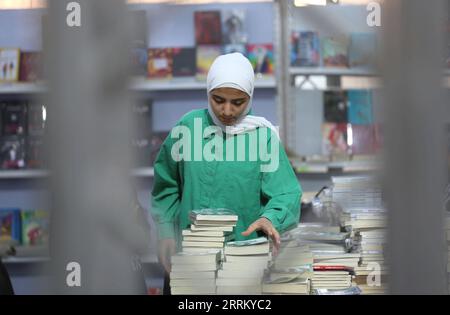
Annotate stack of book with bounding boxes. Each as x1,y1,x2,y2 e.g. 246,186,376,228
216,237,271,295
332,176,388,294
182,209,237,254
170,250,221,295
262,241,313,295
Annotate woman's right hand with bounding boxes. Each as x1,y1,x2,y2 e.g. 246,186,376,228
158,238,176,273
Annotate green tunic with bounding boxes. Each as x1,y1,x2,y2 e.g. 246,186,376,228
151,109,301,246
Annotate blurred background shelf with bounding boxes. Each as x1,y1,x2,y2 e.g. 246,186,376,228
0,168,155,179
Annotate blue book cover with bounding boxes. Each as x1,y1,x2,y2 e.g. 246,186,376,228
0,208,21,244
291,31,320,67
347,90,373,125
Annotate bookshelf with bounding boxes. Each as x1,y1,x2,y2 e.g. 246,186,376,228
0,168,155,179
290,67,378,77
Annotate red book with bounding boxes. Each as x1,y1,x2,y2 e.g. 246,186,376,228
313,265,353,271
147,48,173,79
194,11,222,45
19,52,43,82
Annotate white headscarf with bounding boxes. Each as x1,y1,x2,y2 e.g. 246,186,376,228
206,53,279,138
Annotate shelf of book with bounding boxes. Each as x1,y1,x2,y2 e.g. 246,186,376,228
0,168,155,179
290,67,378,77
0,82,47,95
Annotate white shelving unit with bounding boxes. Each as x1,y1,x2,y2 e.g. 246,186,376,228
0,168,155,179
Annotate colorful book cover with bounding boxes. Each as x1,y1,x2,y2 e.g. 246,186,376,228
349,124,375,155
222,44,247,56
1,101,28,136
19,51,44,82
322,36,349,68
21,210,49,246
322,123,348,156
28,103,46,136
222,10,247,45
195,11,222,45
324,91,348,123
196,45,221,80
347,90,373,125
0,136,26,169
147,48,173,79
0,208,21,244
26,136,45,169
172,47,196,77
291,31,320,67
247,44,274,76
0,48,20,82
348,33,377,69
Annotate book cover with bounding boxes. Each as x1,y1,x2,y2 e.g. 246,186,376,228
1,101,28,136
28,103,46,136
172,47,196,77
0,208,21,244
247,44,274,76
190,208,238,221
222,10,247,45
21,210,49,246
195,11,222,45
324,91,348,123
129,10,148,76
19,51,44,82
347,90,373,125
0,48,20,82
322,123,348,156
147,48,173,79
27,136,46,169
0,136,26,169
222,44,247,56
291,31,320,67
348,33,377,69
322,36,349,68
196,45,221,80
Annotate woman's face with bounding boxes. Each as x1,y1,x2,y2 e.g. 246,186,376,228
209,87,250,126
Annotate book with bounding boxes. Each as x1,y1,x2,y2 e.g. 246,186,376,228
1,102,28,136
182,241,224,248
347,90,373,125
191,224,233,232
322,123,348,156
196,45,221,80
190,208,238,222
28,103,46,136
324,91,348,123
262,277,310,294
0,48,20,82
217,269,265,279
0,208,21,244
172,47,196,77
247,44,274,76
182,229,227,237
349,124,376,155
216,285,261,295
26,136,45,169
183,235,234,243
216,277,261,286
19,52,43,82
194,11,222,45
171,250,221,265
129,10,148,77
170,285,216,295
21,210,49,246
171,263,219,273
222,44,247,56
221,10,247,45
224,237,270,256
291,31,320,67
170,278,216,287
322,36,349,68
348,33,377,69
147,48,173,79
169,271,216,279
0,136,26,169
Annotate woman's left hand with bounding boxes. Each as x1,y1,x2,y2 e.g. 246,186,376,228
241,217,281,256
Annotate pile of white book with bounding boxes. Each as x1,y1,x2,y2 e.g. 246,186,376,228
332,176,388,294
262,241,313,295
216,237,271,295
182,209,238,254
170,250,221,295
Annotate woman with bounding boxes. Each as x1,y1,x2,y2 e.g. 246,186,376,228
151,53,302,279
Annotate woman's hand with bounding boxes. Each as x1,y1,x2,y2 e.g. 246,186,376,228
241,217,281,256
158,238,176,273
